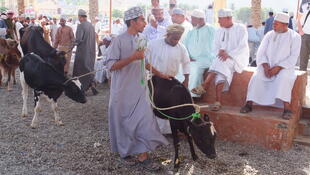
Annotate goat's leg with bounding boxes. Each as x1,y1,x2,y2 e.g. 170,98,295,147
50,100,64,126
20,72,28,117
184,130,198,161
31,93,41,128
170,122,181,169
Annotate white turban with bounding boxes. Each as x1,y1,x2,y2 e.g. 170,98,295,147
191,9,205,19
218,8,232,18
274,12,289,24
124,6,144,21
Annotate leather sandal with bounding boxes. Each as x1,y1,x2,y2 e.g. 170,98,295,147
282,110,293,120
240,104,252,113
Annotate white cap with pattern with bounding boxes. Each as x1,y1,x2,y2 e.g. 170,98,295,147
124,6,144,21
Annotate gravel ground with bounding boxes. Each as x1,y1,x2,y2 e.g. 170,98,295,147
0,75,310,175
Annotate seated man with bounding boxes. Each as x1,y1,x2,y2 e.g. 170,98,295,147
146,24,191,134
240,13,301,120
191,9,249,111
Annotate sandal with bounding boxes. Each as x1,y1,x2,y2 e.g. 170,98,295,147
240,104,252,113
119,156,137,167
191,85,207,95
211,101,221,111
282,110,293,120
138,159,161,172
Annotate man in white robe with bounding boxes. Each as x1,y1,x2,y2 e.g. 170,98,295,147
240,13,301,120
171,8,192,43
184,9,216,98
152,7,172,28
143,15,166,41
146,24,191,134
191,9,249,111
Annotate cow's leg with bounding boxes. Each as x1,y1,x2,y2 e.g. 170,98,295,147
170,121,181,169
0,68,2,87
20,72,29,117
7,69,12,91
184,129,198,161
51,100,64,126
12,68,16,85
31,92,41,128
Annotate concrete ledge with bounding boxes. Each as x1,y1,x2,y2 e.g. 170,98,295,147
199,67,308,150
199,105,294,150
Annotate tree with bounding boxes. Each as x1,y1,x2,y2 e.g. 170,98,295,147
89,0,98,24
17,0,25,16
251,0,261,27
235,7,273,25
235,7,251,24
112,9,123,19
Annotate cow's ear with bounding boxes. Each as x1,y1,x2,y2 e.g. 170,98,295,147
203,114,210,122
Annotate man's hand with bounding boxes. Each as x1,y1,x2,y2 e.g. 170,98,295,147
262,63,271,78
131,50,145,61
218,49,230,61
269,66,282,77
182,75,189,88
182,80,188,88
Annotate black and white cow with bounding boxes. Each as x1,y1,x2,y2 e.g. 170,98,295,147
149,75,216,169
20,53,86,128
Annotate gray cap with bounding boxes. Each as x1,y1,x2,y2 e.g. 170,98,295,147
124,6,143,21
78,9,87,16
172,8,185,16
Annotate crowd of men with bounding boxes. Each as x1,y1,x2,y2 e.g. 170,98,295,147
0,0,308,172
102,0,307,172
0,9,100,95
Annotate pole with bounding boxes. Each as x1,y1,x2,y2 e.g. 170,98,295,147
109,0,112,34
297,0,301,17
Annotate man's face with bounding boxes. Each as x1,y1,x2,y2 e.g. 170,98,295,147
132,16,146,33
218,17,232,28
151,0,159,7
7,13,13,19
273,20,288,33
53,18,57,24
172,14,185,24
166,33,182,46
191,16,201,27
59,19,66,27
152,9,164,22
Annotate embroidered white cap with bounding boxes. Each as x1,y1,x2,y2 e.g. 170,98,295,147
191,9,205,19
274,12,289,24
124,6,144,21
218,8,232,18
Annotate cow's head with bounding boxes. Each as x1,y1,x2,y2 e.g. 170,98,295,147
188,114,216,159
63,79,87,104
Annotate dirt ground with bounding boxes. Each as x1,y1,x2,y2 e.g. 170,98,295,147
0,74,310,175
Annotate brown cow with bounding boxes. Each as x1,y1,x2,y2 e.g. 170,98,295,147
0,38,22,91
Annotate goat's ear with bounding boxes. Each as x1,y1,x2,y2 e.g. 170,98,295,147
203,114,210,122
